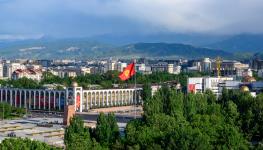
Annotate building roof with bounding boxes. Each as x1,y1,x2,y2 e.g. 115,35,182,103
14,68,42,75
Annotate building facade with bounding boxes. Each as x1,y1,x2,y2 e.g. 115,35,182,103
0,86,142,112
187,77,234,96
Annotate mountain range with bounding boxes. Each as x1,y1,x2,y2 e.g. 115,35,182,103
0,33,262,59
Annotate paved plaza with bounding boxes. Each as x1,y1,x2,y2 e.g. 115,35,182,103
0,117,64,148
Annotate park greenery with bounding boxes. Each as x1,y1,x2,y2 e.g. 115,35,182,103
0,71,205,90
0,102,26,119
1,85,263,149
62,85,263,149
0,138,61,150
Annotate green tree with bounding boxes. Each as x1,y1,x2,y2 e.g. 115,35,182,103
64,116,93,150
141,83,152,102
0,138,60,150
95,113,120,147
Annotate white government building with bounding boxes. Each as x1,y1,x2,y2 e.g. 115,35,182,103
0,83,141,112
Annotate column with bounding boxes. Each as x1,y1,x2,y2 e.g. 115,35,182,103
90,92,93,108
43,91,46,110
33,91,36,109
0,89,2,102
106,92,109,106
121,91,124,105
94,92,97,106
24,90,27,109
98,92,100,107
38,91,41,109
48,91,51,111
58,92,61,111
86,93,89,110
14,90,17,107
19,90,22,108
115,92,117,106
29,91,31,109
110,91,113,106
117,92,120,105
102,92,104,107
10,90,13,106
5,89,8,102
127,91,129,105
53,92,56,109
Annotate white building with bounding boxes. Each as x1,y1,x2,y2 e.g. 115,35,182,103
187,77,234,96
105,61,117,72
117,62,127,72
12,69,43,81
0,63,3,79
174,66,181,75
201,58,212,73
167,64,174,74
81,67,91,75
4,63,26,78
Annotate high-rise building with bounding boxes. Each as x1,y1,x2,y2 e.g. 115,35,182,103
117,62,127,72
167,64,174,74
201,58,211,73
0,63,3,79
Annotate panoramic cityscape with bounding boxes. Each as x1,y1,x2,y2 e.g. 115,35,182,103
1,0,263,150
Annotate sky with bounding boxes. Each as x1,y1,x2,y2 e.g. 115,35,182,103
0,0,263,40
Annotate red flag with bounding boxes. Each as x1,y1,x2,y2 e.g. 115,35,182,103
119,62,135,81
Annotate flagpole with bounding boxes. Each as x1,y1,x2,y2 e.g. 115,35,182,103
134,59,137,119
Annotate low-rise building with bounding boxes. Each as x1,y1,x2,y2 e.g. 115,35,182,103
12,69,43,81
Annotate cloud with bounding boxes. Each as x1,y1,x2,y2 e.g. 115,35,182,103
0,0,263,38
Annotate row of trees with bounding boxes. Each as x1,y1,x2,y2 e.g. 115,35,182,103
0,71,205,90
0,102,26,119
0,138,60,150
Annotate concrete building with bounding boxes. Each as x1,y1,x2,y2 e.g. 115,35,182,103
136,64,152,74
3,63,26,78
105,60,117,72
167,64,174,74
12,69,43,81
174,66,181,74
258,69,263,78
187,77,234,96
0,85,142,112
50,68,81,78
212,60,249,77
80,67,91,75
151,62,168,72
251,58,263,71
117,62,127,72
201,58,212,73
0,63,3,79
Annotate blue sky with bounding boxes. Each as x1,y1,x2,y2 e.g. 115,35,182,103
0,0,263,40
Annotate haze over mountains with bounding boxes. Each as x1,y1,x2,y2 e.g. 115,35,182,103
0,33,262,59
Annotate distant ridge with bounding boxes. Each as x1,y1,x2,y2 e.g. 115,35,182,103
110,43,233,59
208,34,263,53
0,39,232,59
